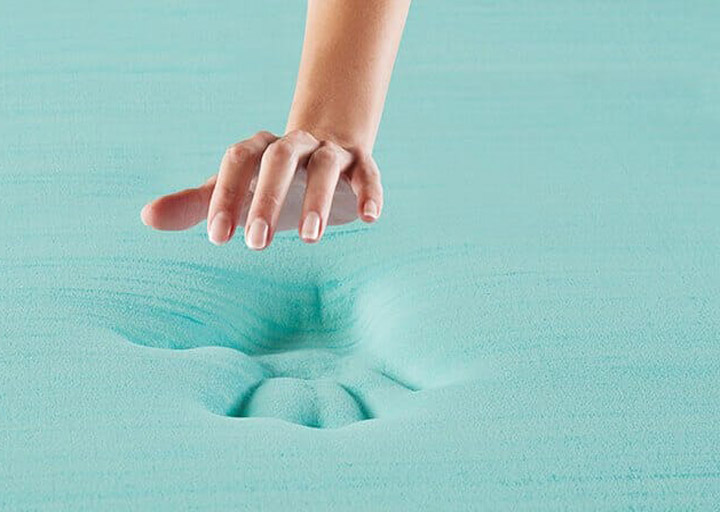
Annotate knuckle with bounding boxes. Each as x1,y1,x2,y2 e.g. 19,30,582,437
284,129,309,142
352,168,382,193
303,194,332,217
225,142,252,163
370,180,384,195
254,191,283,210
352,160,381,184
364,161,381,180
285,128,305,137
321,140,343,154
254,130,275,140
265,139,295,161
309,146,339,169
215,182,239,201
285,129,319,147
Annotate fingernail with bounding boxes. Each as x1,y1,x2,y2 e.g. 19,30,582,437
208,212,232,245
246,218,269,250
300,211,321,242
140,204,151,226
363,199,379,220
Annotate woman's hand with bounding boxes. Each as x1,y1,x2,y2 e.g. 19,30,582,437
141,0,409,250
140,129,383,250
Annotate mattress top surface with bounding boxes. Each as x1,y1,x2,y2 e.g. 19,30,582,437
1,1,718,510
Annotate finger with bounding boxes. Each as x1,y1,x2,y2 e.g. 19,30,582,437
207,131,277,245
245,130,320,250
299,143,352,243
140,175,216,231
349,156,384,223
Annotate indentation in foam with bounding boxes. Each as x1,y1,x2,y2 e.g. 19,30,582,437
61,250,494,428
232,377,368,429
61,260,428,429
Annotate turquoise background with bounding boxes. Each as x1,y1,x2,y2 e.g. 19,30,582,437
1,0,719,509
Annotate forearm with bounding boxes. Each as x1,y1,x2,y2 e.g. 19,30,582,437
285,0,411,153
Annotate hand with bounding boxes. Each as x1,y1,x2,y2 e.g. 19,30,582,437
140,129,383,250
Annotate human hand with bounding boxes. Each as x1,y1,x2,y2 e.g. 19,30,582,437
140,129,383,250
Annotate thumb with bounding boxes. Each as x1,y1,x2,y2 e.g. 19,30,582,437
141,176,216,231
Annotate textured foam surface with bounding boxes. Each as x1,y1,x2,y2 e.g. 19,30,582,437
1,0,719,509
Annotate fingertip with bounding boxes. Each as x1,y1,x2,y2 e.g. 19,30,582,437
140,203,155,227
140,187,211,231
208,211,233,246
245,218,270,250
300,211,322,243
360,199,380,223
140,205,149,225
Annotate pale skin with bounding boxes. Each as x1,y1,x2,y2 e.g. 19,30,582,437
140,0,411,250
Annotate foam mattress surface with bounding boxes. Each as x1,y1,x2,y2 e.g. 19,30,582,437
1,1,719,509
